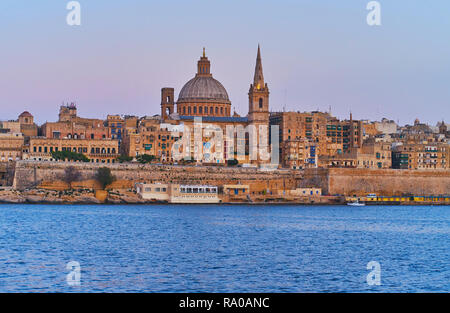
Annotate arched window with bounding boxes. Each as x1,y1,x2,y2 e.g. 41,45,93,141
193,106,197,114
215,107,218,114
205,106,208,114
220,107,223,115
210,107,213,114
167,96,170,102
199,106,202,114
259,98,263,109
183,107,186,114
188,107,191,114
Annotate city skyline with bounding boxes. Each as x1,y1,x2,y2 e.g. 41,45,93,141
0,0,449,125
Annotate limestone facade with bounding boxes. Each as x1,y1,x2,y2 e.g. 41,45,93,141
25,137,119,163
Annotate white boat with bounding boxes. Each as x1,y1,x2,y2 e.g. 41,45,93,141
347,200,366,206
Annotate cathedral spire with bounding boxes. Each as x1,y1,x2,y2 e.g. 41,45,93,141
253,44,265,89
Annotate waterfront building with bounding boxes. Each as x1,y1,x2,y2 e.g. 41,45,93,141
170,184,220,204
136,182,220,203
135,183,169,201
223,184,250,196
288,187,322,197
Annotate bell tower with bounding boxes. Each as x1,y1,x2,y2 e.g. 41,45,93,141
161,88,174,120
248,45,269,124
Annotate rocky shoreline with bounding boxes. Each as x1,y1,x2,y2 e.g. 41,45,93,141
0,188,149,205
0,188,342,205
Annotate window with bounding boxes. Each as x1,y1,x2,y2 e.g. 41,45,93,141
259,98,263,109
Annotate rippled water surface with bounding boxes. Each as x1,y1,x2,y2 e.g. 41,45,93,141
0,204,449,292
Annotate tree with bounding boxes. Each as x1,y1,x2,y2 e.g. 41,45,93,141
63,166,81,185
95,167,116,189
116,155,133,163
136,154,156,164
52,150,89,162
227,159,239,166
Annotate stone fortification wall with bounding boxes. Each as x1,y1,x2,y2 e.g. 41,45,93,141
304,168,450,196
13,161,302,192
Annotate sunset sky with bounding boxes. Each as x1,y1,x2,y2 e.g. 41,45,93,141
0,0,449,125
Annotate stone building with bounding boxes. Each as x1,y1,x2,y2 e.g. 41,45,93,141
41,104,109,140
106,115,124,141
123,46,271,165
25,137,119,163
319,141,392,169
0,121,21,134
0,111,38,138
121,116,180,162
0,133,24,162
392,142,449,170
172,48,232,118
269,111,364,169
18,111,38,137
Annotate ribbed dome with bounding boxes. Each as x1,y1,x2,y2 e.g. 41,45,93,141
177,76,230,104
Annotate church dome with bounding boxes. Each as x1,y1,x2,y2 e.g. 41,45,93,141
178,76,230,104
175,49,232,117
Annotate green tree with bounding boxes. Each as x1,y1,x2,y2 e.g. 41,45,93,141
136,154,156,164
95,167,116,189
116,155,133,163
227,159,239,166
51,150,89,162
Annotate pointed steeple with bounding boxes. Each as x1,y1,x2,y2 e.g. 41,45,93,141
253,44,265,89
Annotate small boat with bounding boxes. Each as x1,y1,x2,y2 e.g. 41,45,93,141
347,199,365,206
